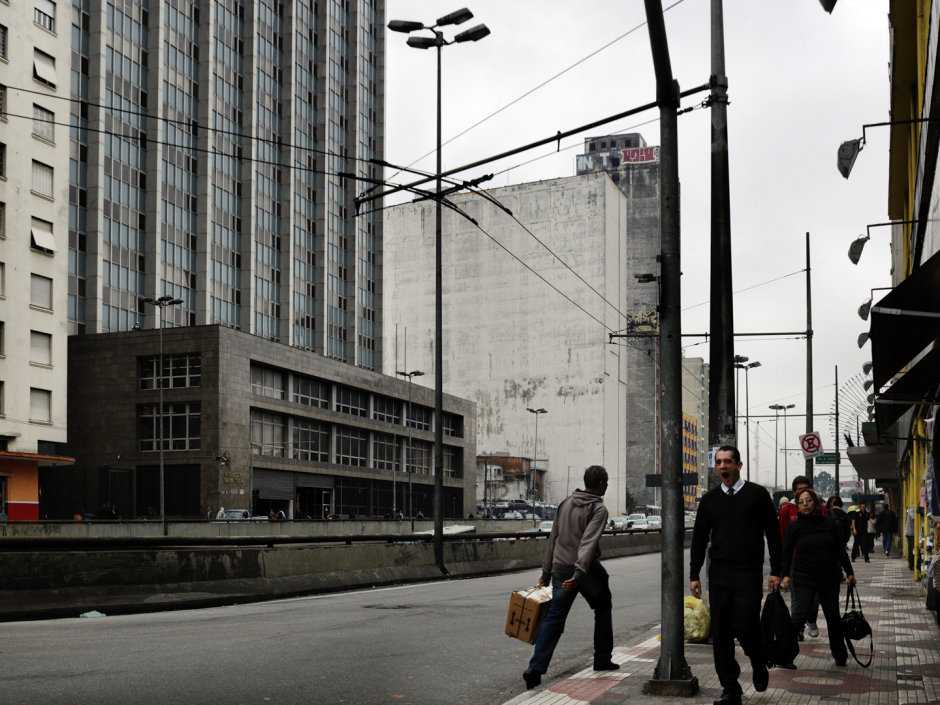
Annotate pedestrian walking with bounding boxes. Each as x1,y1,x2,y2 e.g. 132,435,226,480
690,446,782,705
779,475,826,638
851,500,872,563
826,496,852,547
781,487,856,667
523,465,614,690
878,504,898,555
205,506,214,520
867,511,878,553
905,505,916,570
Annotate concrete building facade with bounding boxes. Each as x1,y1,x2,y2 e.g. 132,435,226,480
53,325,475,519
681,356,709,492
383,170,660,516
0,0,75,518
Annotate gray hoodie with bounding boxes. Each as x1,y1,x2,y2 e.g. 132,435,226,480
541,489,609,582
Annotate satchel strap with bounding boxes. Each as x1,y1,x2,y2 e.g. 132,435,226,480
845,584,863,613
845,632,873,668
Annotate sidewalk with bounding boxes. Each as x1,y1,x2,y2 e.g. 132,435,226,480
504,549,939,705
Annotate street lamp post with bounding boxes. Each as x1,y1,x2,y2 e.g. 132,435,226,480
733,360,760,479
142,295,184,535
397,370,425,522
527,408,547,526
389,8,490,567
783,403,795,486
768,403,795,491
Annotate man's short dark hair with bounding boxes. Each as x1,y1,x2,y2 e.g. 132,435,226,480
831,496,843,507
792,475,811,492
584,465,608,490
716,445,740,463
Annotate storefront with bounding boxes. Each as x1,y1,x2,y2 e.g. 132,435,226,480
0,451,75,520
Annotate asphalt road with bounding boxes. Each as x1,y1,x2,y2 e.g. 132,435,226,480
2,550,681,705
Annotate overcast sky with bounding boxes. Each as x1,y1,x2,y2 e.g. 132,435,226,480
382,0,889,489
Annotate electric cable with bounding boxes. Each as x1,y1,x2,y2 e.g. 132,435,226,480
682,269,806,312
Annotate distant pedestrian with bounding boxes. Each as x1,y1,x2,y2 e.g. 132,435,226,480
878,504,898,555
851,500,871,563
396,509,404,520
147,505,157,520
826,496,852,547
206,506,214,520
779,475,827,638
215,507,225,520
132,320,142,331
269,509,277,521
74,509,84,521
523,465,614,690
416,510,425,520
690,446,781,705
349,510,357,520
778,496,789,510
905,505,916,570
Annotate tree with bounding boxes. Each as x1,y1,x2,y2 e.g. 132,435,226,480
814,470,835,498
624,489,637,507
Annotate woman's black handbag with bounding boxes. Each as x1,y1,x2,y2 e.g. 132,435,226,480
841,585,873,667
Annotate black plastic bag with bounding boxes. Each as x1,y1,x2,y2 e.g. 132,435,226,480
760,588,800,669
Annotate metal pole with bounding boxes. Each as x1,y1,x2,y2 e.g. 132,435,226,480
159,304,165,535
433,36,445,569
834,365,840,496
706,0,736,475
805,232,814,483
532,413,539,525
745,367,750,480
642,0,696,693
408,375,413,522
774,409,779,492
784,408,789,487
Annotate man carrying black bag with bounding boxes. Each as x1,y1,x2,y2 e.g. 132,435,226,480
690,447,782,705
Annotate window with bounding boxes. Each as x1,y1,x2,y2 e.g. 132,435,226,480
30,273,52,309
292,375,329,408
0,25,6,60
30,388,51,422
0,86,6,117
250,410,284,456
33,49,56,87
443,446,461,478
373,432,399,471
139,402,202,451
443,413,462,438
335,386,367,417
0,322,4,355
0,144,6,178
0,262,4,295
335,426,368,467
0,203,4,237
407,440,431,475
35,0,55,32
406,404,431,431
139,353,201,389
37,440,56,455
250,364,285,399
30,217,56,253
32,161,53,197
291,417,329,462
30,330,51,365
32,104,54,142
373,396,400,424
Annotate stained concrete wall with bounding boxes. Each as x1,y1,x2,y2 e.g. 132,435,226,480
382,174,643,514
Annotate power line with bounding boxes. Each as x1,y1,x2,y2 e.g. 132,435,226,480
682,269,807,312
748,383,836,414
681,335,805,350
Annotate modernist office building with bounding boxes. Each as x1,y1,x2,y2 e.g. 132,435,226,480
49,325,475,519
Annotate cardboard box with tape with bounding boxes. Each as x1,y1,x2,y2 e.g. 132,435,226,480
505,585,553,644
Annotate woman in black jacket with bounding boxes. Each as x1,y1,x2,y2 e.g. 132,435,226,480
781,487,856,667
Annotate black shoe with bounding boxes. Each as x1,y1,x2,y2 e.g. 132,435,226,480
593,662,620,671
753,663,770,692
523,669,542,690
714,692,743,705
835,657,847,667
865,557,870,563
797,629,804,642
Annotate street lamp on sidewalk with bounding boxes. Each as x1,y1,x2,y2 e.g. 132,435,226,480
769,403,796,491
733,360,760,478
142,295,184,535
397,369,425,520
388,8,490,566
527,408,547,525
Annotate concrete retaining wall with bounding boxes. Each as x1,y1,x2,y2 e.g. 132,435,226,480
0,530,692,621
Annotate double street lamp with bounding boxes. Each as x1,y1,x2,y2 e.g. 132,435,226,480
397,369,425,520
769,403,796,491
733,359,760,479
527,407,547,525
142,294,184,534
389,8,490,565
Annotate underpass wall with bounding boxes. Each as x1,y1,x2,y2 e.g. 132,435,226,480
0,530,692,621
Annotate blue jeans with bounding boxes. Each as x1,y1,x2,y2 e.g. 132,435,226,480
883,532,893,554
528,562,613,674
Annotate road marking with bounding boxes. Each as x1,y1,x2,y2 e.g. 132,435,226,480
269,581,456,605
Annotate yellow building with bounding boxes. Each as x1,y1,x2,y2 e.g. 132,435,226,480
682,413,700,510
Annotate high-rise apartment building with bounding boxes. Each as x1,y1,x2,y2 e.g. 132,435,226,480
66,0,384,370
0,0,75,518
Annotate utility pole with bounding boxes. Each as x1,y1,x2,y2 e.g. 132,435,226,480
706,0,735,477
642,0,697,695
805,232,815,484
834,365,840,496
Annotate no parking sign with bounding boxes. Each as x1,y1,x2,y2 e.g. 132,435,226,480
799,431,823,459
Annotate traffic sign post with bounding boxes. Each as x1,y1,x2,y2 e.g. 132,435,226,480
814,452,839,465
799,431,823,460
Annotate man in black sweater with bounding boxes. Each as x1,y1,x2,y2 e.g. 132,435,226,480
690,446,782,705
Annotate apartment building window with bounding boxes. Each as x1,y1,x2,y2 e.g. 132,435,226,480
0,203,5,237
373,396,401,424
250,364,285,399
406,404,431,431
34,0,55,32
0,86,6,117
139,353,201,389
0,262,4,295
250,410,284,456
139,402,202,451
0,381,4,416
30,217,56,253
291,417,329,462
30,273,52,309
443,446,461,478
335,386,367,417
0,144,6,178
33,49,56,87
30,388,51,422
443,413,462,438
32,161,53,197
408,440,431,475
0,25,7,60
30,330,51,365
0,321,4,355
335,426,367,467
32,104,54,142
373,432,399,471
292,375,329,408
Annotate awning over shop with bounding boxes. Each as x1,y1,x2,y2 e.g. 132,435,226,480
876,343,940,436
846,445,898,483
870,247,940,391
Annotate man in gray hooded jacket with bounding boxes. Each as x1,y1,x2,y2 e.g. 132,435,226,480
523,465,617,690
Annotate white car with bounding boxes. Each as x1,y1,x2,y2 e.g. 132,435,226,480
538,521,554,533
631,519,650,530
647,516,662,527
627,513,646,523
609,517,631,530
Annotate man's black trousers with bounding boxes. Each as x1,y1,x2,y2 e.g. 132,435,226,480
852,532,869,560
709,567,763,695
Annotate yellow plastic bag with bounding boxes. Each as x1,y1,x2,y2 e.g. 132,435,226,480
683,596,710,643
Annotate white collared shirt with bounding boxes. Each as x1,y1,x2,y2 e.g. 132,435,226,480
721,477,745,495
